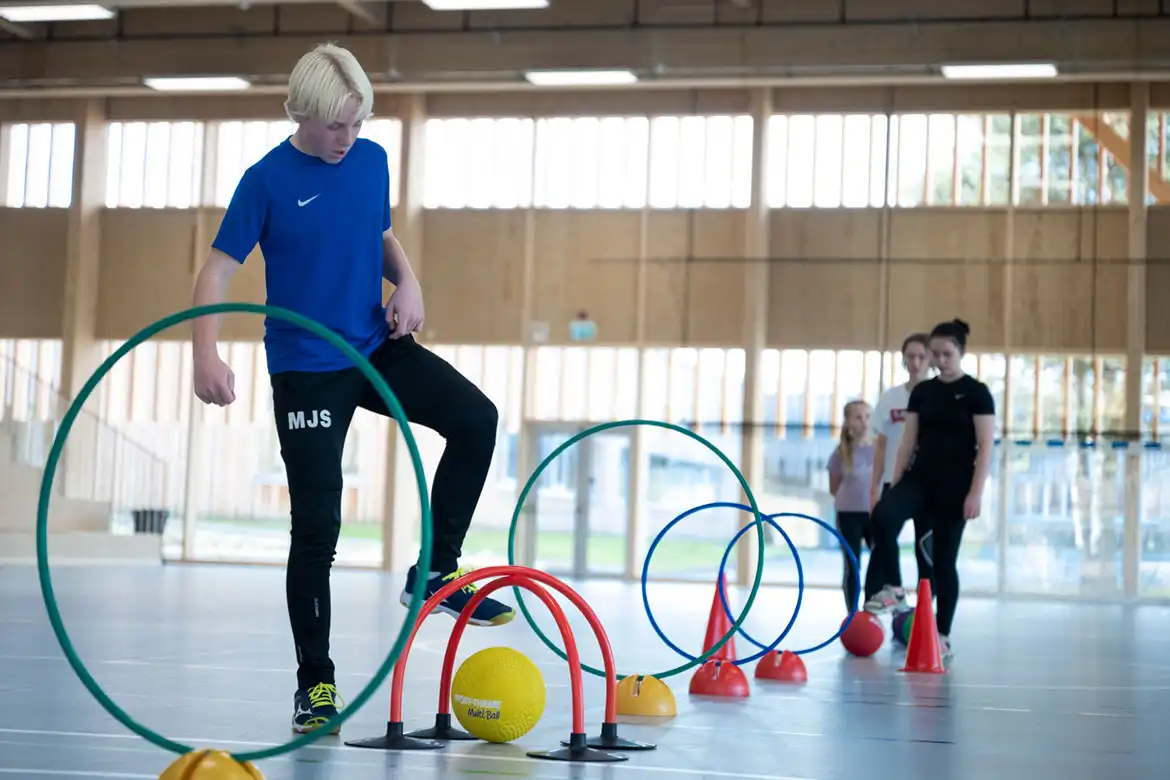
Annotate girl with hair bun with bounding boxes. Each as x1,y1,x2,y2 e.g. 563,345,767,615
862,318,996,659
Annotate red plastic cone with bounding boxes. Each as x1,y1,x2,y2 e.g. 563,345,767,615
900,579,945,674
700,574,737,662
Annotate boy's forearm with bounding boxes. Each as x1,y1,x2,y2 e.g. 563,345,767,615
382,230,417,286
192,255,233,361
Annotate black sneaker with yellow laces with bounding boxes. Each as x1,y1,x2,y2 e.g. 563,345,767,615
398,566,514,626
291,682,344,734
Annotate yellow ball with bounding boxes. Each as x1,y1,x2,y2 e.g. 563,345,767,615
158,749,263,779
450,646,546,743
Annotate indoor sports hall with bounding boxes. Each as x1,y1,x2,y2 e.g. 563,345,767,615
1,1,1168,778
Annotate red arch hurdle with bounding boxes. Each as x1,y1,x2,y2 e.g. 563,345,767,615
345,564,656,762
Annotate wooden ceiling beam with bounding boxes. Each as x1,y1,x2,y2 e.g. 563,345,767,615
1073,112,1170,203
0,16,1168,87
0,18,34,39
333,0,377,24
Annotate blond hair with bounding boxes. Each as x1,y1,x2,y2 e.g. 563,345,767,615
837,399,872,476
285,43,373,124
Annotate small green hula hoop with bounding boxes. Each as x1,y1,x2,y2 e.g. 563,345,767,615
35,303,433,764
506,419,764,681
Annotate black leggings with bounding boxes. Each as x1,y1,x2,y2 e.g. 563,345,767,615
271,335,498,688
834,510,872,611
867,472,969,636
864,482,936,595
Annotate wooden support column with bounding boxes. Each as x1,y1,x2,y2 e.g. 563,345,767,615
624,133,654,580
381,93,428,574
0,124,11,205
60,100,107,401
735,87,772,587
181,124,219,561
1123,82,1149,598
995,113,1018,594
59,99,107,502
511,111,541,571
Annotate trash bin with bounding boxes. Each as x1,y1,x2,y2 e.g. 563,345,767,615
132,508,169,534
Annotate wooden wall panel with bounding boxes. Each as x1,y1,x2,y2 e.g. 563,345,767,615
766,210,884,349
2,82,1141,125
886,211,1005,350
531,211,641,344
96,209,266,341
1010,209,1128,352
1146,206,1170,353
0,208,68,338
421,210,527,344
643,211,746,346
0,206,1136,353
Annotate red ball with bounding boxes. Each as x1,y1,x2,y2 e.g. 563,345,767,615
840,611,884,657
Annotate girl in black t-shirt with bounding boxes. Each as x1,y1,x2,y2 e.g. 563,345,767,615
861,319,996,659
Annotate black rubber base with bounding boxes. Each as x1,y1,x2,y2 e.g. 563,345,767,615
530,733,628,763
344,721,444,751
561,721,657,751
405,713,478,742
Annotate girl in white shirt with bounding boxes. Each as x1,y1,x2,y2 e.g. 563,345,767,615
862,333,932,610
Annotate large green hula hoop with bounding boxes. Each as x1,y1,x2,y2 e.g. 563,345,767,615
506,419,764,680
35,303,433,764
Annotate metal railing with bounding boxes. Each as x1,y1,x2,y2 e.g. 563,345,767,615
0,353,169,518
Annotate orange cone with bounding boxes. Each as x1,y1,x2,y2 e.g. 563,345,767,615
700,574,737,662
900,579,945,674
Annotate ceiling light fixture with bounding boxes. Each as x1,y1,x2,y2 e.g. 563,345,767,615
423,0,548,10
940,63,1059,80
524,69,639,86
143,76,252,92
0,4,114,22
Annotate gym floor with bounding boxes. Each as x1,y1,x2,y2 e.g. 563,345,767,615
0,563,1166,780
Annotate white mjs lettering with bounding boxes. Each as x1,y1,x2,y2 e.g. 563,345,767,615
287,410,332,430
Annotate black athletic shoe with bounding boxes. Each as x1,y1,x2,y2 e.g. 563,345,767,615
291,682,344,734
399,565,514,627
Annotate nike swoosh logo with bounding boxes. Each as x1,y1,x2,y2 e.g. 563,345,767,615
298,195,319,207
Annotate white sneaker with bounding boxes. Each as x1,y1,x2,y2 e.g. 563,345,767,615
940,634,953,660
864,585,907,614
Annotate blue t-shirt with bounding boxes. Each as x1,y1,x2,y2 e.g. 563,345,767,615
211,137,392,374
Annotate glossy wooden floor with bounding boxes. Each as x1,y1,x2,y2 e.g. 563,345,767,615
0,563,1167,779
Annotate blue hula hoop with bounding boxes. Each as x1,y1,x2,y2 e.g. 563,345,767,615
640,501,805,666
717,508,861,656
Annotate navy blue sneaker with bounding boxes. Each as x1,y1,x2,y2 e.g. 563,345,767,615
399,566,515,627
291,682,344,734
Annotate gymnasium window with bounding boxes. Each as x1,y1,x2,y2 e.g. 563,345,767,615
424,117,535,208
633,348,745,427
105,121,205,209
645,115,754,209
765,111,1130,209
422,114,754,210
1,122,75,208
527,346,640,421
532,116,646,209
1141,356,1170,440
210,118,402,208
0,339,62,422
